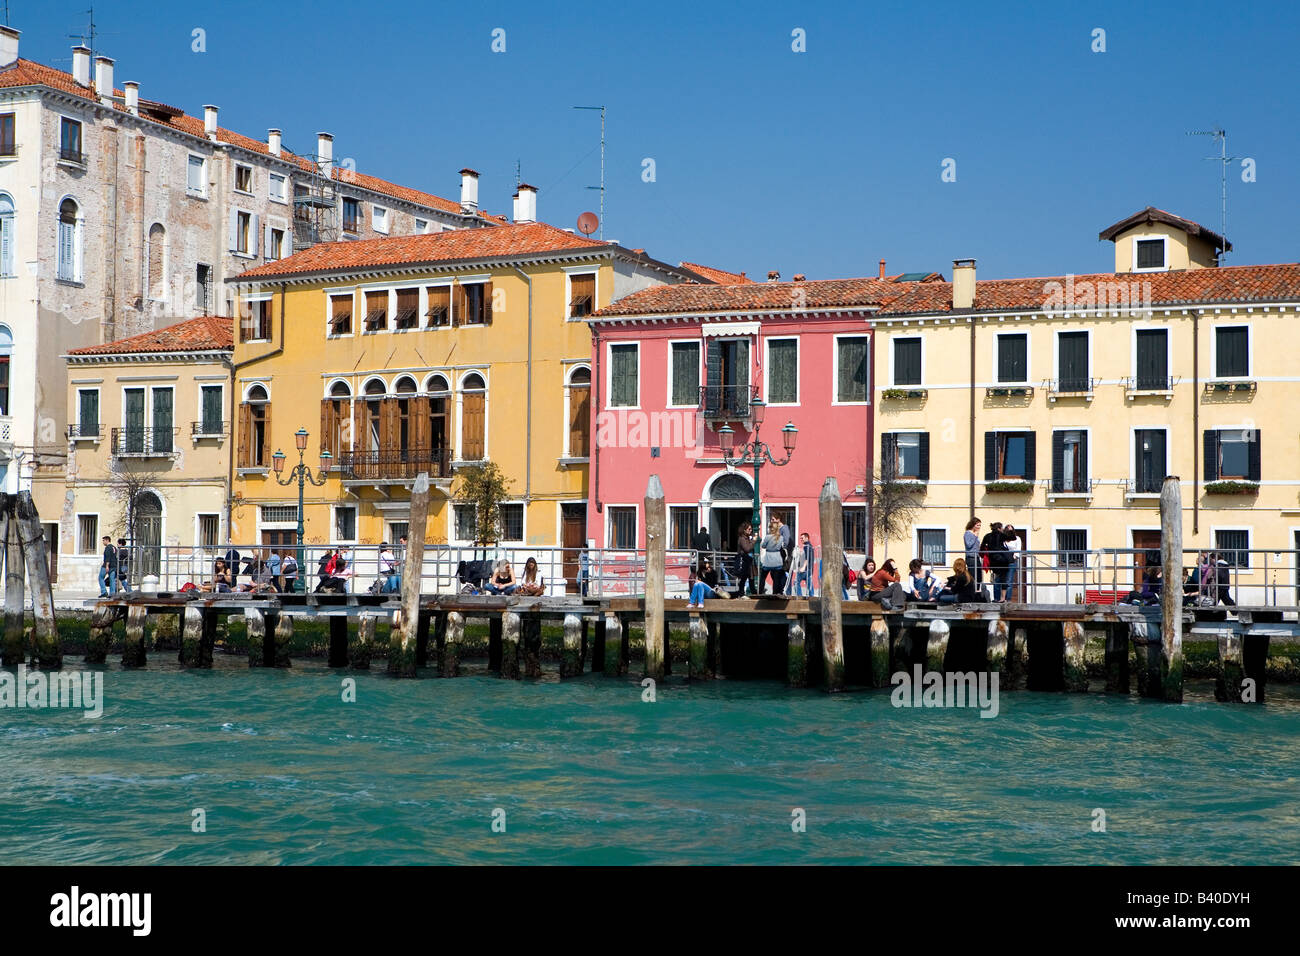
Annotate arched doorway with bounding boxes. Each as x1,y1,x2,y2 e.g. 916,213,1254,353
134,491,163,579
705,472,754,555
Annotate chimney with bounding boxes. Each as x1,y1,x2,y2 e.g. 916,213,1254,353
515,183,537,224
315,132,334,176
72,45,92,86
793,274,805,282
0,26,19,69
879,258,887,280
94,56,114,104
267,128,281,157
203,105,219,141
767,271,780,282
952,258,976,310
123,81,138,115
459,168,479,213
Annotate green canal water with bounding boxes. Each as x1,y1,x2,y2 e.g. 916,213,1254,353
3,656,1299,865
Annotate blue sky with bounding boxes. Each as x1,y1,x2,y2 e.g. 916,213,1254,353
12,0,1299,280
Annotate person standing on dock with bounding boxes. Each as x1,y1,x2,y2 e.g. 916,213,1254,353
692,526,712,575
733,523,755,597
115,538,134,594
98,535,118,597
757,520,786,595
964,518,982,583
792,532,815,596
224,546,242,589
282,551,298,593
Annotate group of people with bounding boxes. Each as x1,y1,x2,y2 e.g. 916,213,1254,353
97,535,134,596
199,548,300,593
1125,550,1237,607
961,517,1022,602
477,557,548,597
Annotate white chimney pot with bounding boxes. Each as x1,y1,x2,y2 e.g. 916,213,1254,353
72,45,92,86
317,132,334,176
459,168,479,213
952,258,977,310
267,128,282,157
123,81,139,115
203,105,219,141
94,56,114,105
0,26,19,70
515,184,537,224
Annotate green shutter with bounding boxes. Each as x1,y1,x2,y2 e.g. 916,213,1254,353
837,337,869,402
768,339,797,404
610,345,638,407
671,342,699,406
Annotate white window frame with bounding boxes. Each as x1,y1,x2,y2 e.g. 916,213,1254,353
456,277,491,326
993,329,1031,385
564,266,599,321
1210,322,1252,380
422,281,453,330
325,286,356,339
884,429,925,480
563,363,592,460
186,153,208,198
1215,427,1254,480
888,334,924,388
1129,324,1172,386
268,171,287,204
194,512,222,550
372,205,390,234
666,339,701,409
1129,425,1171,496
75,512,100,555
0,190,14,278
359,285,393,335
765,335,801,406
56,194,83,283
606,340,641,410
450,502,478,545
240,292,273,343
832,333,871,405
1051,526,1091,570
1050,425,1091,495
233,209,255,257
414,218,429,234
914,525,949,570
1211,525,1252,570
1131,235,1169,273
341,197,360,234
498,501,526,544
233,163,254,196
333,504,359,544
604,503,640,551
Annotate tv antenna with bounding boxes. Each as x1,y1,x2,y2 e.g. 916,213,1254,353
1187,127,1233,262
574,105,605,239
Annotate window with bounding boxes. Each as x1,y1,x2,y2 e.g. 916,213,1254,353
453,504,477,542
59,117,82,163
414,218,429,234
235,211,252,254
1135,238,1165,270
460,373,486,460
567,366,590,457
187,155,206,196
198,514,220,549
57,198,79,281
1215,529,1250,569
985,431,1036,480
241,299,272,342
425,286,450,328
1056,529,1087,569
335,506,357,541
234,164,253,193
0,325,8,414
261,505,298,524
842,505,867,552
372,205,389,233
142,223,166,301
1134,329,1168,390
321,381,351,460
200,385,223,435
267,227,285,261
389,522,409,544
835,336,869,402
123,388,146,454
77,388,99,437
1057,331,1089,391
917,529,946,567
1215,326,1249,378
196,264,212,312
883,432,928,480
394,288,419,330
0,112,13,156
500,503,524,542
1052,429,1088,493
669,342,700,407
269,172,287,203
996,333,1027,383
609,344,639,407
607,506,637,549
329,293,352,335
77,515,98,554
363,290,387,332
767,338,798,404
1133,428,1167,494
342,198,360,233
0,192,14,277
238,385,271,468
892,337,921,386
458,282,491,325
670,507,696,551
568,272,595,318
1205,429,1260,482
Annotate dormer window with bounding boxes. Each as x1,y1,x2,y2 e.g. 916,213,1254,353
1135,238,1166,271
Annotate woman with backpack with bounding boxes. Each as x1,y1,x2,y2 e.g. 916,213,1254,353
757,519,786,595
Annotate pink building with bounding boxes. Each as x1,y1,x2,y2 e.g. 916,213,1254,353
587,275,901,562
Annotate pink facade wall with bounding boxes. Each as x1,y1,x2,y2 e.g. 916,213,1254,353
588,315,874,557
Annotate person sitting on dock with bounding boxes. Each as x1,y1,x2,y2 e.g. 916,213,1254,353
686,568,730,607
372,543,399,594
516,557,546,597
201,559,232,593
315,549,347,593
485,559,517,595
856,557,877,601
866,559,909,609
906,558,943,601
940,558,979,604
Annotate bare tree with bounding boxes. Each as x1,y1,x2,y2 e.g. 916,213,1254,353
868,468,925,559
101,458,167,582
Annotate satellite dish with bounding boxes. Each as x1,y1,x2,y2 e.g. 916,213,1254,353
577,211,599,235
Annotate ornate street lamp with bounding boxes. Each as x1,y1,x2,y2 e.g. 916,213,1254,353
272,427,331,592
717,401,798,536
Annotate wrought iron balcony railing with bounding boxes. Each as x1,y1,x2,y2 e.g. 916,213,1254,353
192,420,228,437
110,427,178,457
699,384,759,420
59,146,85,164
336,446,451,481
67,422,101,439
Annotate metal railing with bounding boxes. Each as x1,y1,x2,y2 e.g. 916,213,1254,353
1047,376,1094,394
336,447,451,480
700,384,759,419
59,146,84,164
67,422,101,439
110,427,178,457
1126,477,1164,496
191,420,228,437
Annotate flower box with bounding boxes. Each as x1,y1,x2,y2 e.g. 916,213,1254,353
882,387,928,400
985,480,1034,494
1204,481,1259,496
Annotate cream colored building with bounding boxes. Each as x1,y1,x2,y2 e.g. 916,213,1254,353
870,208,1300,604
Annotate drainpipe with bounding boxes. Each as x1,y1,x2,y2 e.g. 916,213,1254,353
591,322,601,514
1192,307,1200,535
969,312,976,517
509,265,534,503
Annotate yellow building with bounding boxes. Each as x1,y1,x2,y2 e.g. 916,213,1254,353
870,207,1300,604
37,316,233,591
228,216,698,588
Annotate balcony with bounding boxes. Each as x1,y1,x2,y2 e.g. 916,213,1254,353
1123,375,1176,401
67,422,101,440
58,146,85,166
1045,377,1095,403
192,420,228,439
111,427,178,458
0,415,11,459
1046,477,1095,502
336,446,451,482
699,384,759,422
1125,477,1164,500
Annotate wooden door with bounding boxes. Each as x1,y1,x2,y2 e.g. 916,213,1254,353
561,504,586,594
1133,531,1162,591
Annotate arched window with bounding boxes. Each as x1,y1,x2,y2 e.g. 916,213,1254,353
393,375,417,393
134,491,164,578
0,193,14,278
322,381,351,461
57,198,80,282
566,365,591,458
238,385,270,468
363,378,385,452
147,223,166,301
0,325,11,416
425,373,449,394
460,372,486,461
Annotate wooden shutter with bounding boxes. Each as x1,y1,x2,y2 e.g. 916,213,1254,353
1078,432,1088,490
1051,431,1065,493
379,398,398,451
260,402,272,466
984,432,997,482
462,392,485,459
483,281,493,325
426,286,450,328
353,398,366,452
705,339,722,410
1248,430,1261,482
1023,432,1036,481
881,433,897,479
918,433,930,482
570,386,590,457
228,209,238,252
453,283,467,328
411,396,431,458
237,402,251,467
1204,430,1219,481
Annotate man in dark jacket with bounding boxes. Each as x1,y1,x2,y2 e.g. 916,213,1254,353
99,535,118,597
116,538,133,594
692,526,711,575
980,522,1010,600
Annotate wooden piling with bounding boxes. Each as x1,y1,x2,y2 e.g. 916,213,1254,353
643,475,666,681
1159,476,1184,702
415,611,432,668
1104,625,1130,693
16,492,59,668
561,612,583,677
387,473,429,676
488,615,503,671
351,612,376,669
818,477,846,692
522,614,542,678
986,618,1009,681
328,616,348,668
180,605,213,668
1215,632,1246,702
123,604,147,668
499,610,520,679
603,611,625,677
870,617,891,687
925,619,949,673
689,613,712,680
246,610,267,667
1062,620,1088,691
591,616,606,672
442,610,464,677
787,615,807,687
86,604,120,664
1131,620,1161,698
1,495,25,666
1009,626,1029,690
273,614,292,668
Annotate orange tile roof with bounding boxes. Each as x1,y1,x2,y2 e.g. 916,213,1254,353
594,277,901,316
233,221,612,280
678,261,754,284
1098,205,1231,251
67,315,233,355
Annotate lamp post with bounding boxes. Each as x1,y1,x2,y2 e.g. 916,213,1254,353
272,427,332,593
716,396,798,535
